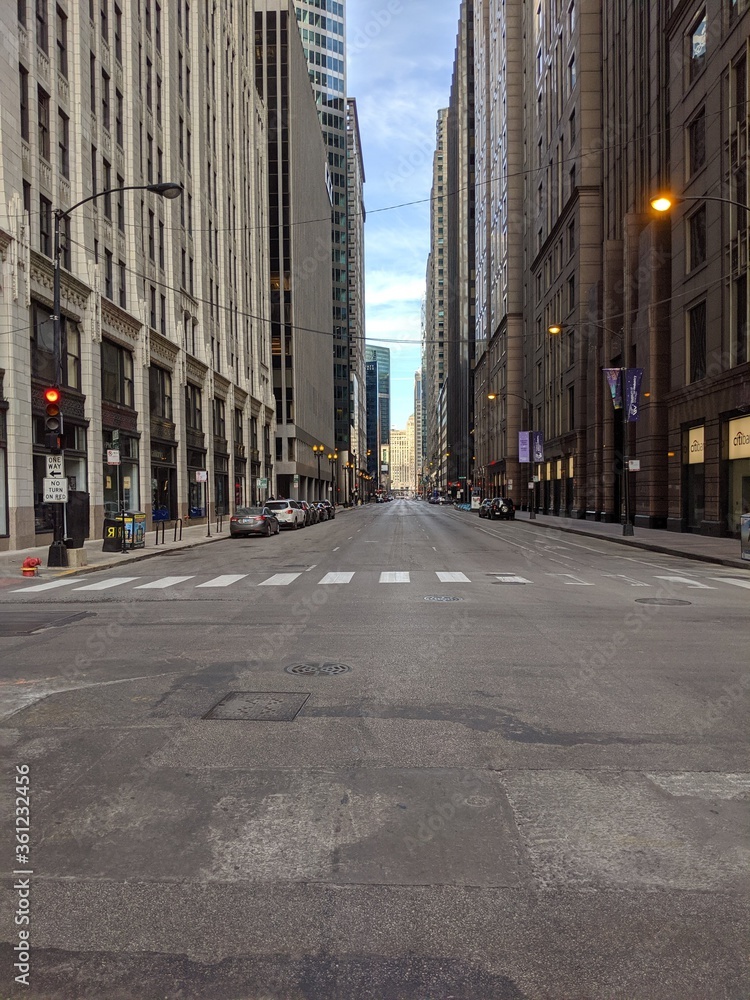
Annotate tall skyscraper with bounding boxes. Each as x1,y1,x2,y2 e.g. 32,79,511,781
293,1,351,459
346,98,367,477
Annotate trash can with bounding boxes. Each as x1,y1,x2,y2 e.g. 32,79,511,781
102,516,124,552
741,513,750,562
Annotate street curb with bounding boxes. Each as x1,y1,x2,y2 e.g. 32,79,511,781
459,509,747,570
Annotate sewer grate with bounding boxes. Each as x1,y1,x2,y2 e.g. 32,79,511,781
285,662,352,676
635,598,692,606
0,610,92,637
424,595,463,602
203,691,309,721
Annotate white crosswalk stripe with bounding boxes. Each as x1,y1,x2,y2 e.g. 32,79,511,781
654,575,715,590
12,579,78,593
195,575,248,588
493,574,532,584
602,573,651,587
74,577,140,591
436,571,470,583
710,577,750,590
319,572,355,584
547,573,594,586
380,571,410,583
258,573,301,586
133,576,195,590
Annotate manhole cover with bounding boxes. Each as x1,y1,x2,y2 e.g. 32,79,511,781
0,610,92,637
285,662,352,676
424,595,463,602
203,691,309,721
635,598,692,606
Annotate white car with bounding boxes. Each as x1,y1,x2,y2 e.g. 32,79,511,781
264,499,306,529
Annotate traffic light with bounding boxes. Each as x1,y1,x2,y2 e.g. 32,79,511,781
43,386,64,451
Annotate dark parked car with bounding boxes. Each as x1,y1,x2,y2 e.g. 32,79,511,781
229,506,280,538
299,500,317,526
488,497,515,520
478,499,493,519
320,499,335,519
313,502,328,522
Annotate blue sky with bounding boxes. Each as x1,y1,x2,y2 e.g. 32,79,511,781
347,0,458,429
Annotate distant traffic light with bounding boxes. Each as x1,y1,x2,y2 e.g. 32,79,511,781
43,387,64,450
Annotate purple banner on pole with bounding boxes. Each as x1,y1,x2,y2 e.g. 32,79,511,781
603,368,622,409
518,431,531,463
532,431,544,463
625,367,644,422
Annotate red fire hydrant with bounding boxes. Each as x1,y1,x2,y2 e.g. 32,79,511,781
21,557,42,578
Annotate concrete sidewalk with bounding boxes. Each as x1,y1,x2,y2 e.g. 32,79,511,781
0,505,359,581
507,509,748,570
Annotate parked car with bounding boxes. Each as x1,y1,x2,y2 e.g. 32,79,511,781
320,499,336,519
478,499,493,519
313,502,329,522
437,495,453,505
229,506,280,538
299,500,316,526
488,496,516,520
264,499,306,529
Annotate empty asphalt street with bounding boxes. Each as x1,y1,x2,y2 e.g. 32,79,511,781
1,500,748,1000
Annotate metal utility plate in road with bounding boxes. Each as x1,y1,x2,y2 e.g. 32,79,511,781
203,691,310,721
285,662,353,676
0,609,92,637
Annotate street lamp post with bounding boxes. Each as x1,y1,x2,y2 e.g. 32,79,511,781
47,181,183,567
312,444,324,501
327,451,338,505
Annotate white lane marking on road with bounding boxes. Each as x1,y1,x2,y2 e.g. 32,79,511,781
710,577,750,590
473,523,535,553
654,575,715,590
347,536,354,540
332,547,340,552
601,573,651,587
547,573,594,586
134,576,195,590
436,572,470,583
494,575,532,584
432,546,438,551
258,573,302,587
73,577,140,591
195,575,248,588
380,571,410,583
12,579,79,593
306,565,317,572
319,572,355,585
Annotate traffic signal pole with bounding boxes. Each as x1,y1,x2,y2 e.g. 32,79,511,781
47,209,68,568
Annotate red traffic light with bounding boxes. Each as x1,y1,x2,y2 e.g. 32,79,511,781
43,387,61,405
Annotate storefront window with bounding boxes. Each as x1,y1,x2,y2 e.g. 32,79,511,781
683,425,704,531
727,416,750,535
103,431,139,515
0,408,7,536
187,449,206,516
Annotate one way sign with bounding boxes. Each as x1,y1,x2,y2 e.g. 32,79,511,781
46,455,64,477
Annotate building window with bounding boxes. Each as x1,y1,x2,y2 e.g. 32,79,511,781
567,385,575,431
104,249,113,299
734,276,748,366
31,301,80,388
148,209,155,260
688,301,707,382
102,70,110,130
91,144,97,192
115,88,123,146
146,57,152,109
688,107,706,175
118,259,126,307
39,195,52,256
687,205,706,270
149,365,173,420
569,108,576,147
37,86,50,159
19,65,29,141
36,0,48,52
689,11,707,82
158,220,165,268
116,175,125,231
57,108,69,177
567,273,576,311
56,5,67,76
114,3,122,60
160,293,166,335
100,0,108,41
102,339,134,407
213,398,226,438
156,75,162,123
149,284,156,328
185,383,202,430
90,51,96,111
103,160,111,217
568,54,577,91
